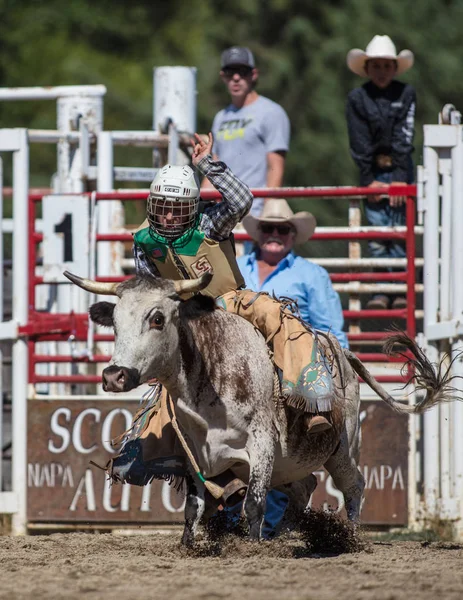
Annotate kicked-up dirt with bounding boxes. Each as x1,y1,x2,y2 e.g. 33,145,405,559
0,518,462,600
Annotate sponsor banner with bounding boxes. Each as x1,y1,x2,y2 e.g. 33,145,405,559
27,400,185,522
27,399,407,525
311,401,408,524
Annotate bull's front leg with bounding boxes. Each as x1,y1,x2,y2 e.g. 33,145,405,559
181,473,206,547
245,434,275,540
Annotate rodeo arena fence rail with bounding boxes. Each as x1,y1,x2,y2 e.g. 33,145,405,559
0,73,460,538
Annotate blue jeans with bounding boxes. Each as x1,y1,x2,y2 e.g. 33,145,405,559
363,169,408,262
262,489,289,539
364,196,406,261
222,489,289,539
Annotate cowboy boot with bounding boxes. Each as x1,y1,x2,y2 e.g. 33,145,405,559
108,438,186,486
208,471,247,506
305,413,332,434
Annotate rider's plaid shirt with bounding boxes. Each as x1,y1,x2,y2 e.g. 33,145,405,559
134,155,253,276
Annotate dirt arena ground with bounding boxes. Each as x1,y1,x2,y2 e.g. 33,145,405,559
0,517,462,600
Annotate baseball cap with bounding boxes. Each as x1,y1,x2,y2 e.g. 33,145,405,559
221,46,255,69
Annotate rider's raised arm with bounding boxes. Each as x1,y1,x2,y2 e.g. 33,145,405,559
196,155,253,241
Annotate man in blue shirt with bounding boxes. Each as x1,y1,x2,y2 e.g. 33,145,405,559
238,199,348,349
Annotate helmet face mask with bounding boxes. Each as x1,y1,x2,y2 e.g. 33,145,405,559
147,195,199,240
147,164,200,241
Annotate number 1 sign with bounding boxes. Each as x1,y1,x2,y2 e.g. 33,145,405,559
42,195,90,282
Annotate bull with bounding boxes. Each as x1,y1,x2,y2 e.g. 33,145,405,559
64,270,457,544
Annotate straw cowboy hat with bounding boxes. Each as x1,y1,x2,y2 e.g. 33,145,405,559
347,35,414,77
242,199,316,245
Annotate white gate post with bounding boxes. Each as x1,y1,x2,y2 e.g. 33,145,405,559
450,131,463,535
422,116,463,534
11,129,29,535
56,91,104,193
153,67,197,135
96,131,115,277
153,67,196,168
422,141,440,516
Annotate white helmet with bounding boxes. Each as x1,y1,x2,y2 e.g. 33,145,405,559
147,164,200,241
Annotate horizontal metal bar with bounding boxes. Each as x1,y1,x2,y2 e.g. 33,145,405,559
200,185,417,200
333,283,423,293
330,272,407,282
28,394,143,401
363,375,409,383
28,130,91,144
0,85,106,100
344,309,406,319
3,187,51,197
355,353,406,362
234,231,407,241
97,233,133,242
114,167,159,182
310,230,411,240
314,258,424,267
282,225,424,235
27,130,169,148
33,354,111,363
95,191,149,200
425,320,463,341
111,131,169,147
32,375,102,384
1,218,43,234
25,333,115,342
348,332,399,341
93,185,417,201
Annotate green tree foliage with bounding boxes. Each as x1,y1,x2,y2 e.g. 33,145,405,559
0,0,461,225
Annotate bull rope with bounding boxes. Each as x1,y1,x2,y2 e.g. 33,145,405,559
167,395,225,500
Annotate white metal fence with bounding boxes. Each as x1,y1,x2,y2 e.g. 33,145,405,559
420,107,463,533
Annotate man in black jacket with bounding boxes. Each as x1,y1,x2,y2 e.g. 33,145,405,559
346,35,416,310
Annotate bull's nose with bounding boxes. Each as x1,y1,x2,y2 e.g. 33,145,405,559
102,365,140,392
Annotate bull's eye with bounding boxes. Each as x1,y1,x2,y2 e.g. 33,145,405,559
150,311,164,330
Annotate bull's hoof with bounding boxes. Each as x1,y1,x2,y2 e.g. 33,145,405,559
181,531,195,548
248,523,263,541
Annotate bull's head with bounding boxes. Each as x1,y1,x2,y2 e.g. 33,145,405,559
64,271,213,393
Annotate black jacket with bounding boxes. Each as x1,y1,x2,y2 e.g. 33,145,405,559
346,80,416,186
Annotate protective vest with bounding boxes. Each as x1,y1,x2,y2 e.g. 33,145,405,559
133,225,245,299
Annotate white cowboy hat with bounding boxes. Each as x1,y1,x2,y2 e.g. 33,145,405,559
347,35,414,77
242,199,316,245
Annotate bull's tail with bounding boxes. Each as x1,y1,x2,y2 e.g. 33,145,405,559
344,332,463,415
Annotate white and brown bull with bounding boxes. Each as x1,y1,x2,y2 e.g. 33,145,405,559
64,270,457,544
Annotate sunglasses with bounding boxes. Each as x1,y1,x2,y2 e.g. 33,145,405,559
259,224,293,235
222,66,253,78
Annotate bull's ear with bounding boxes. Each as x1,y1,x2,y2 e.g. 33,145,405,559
179,294,215,320
89,302,115,328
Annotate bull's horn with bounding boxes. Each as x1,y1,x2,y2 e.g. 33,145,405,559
173,272,213,296
63,271,122,297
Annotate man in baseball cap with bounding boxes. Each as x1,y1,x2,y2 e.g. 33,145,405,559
220,46,255,69
202,46,290,227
